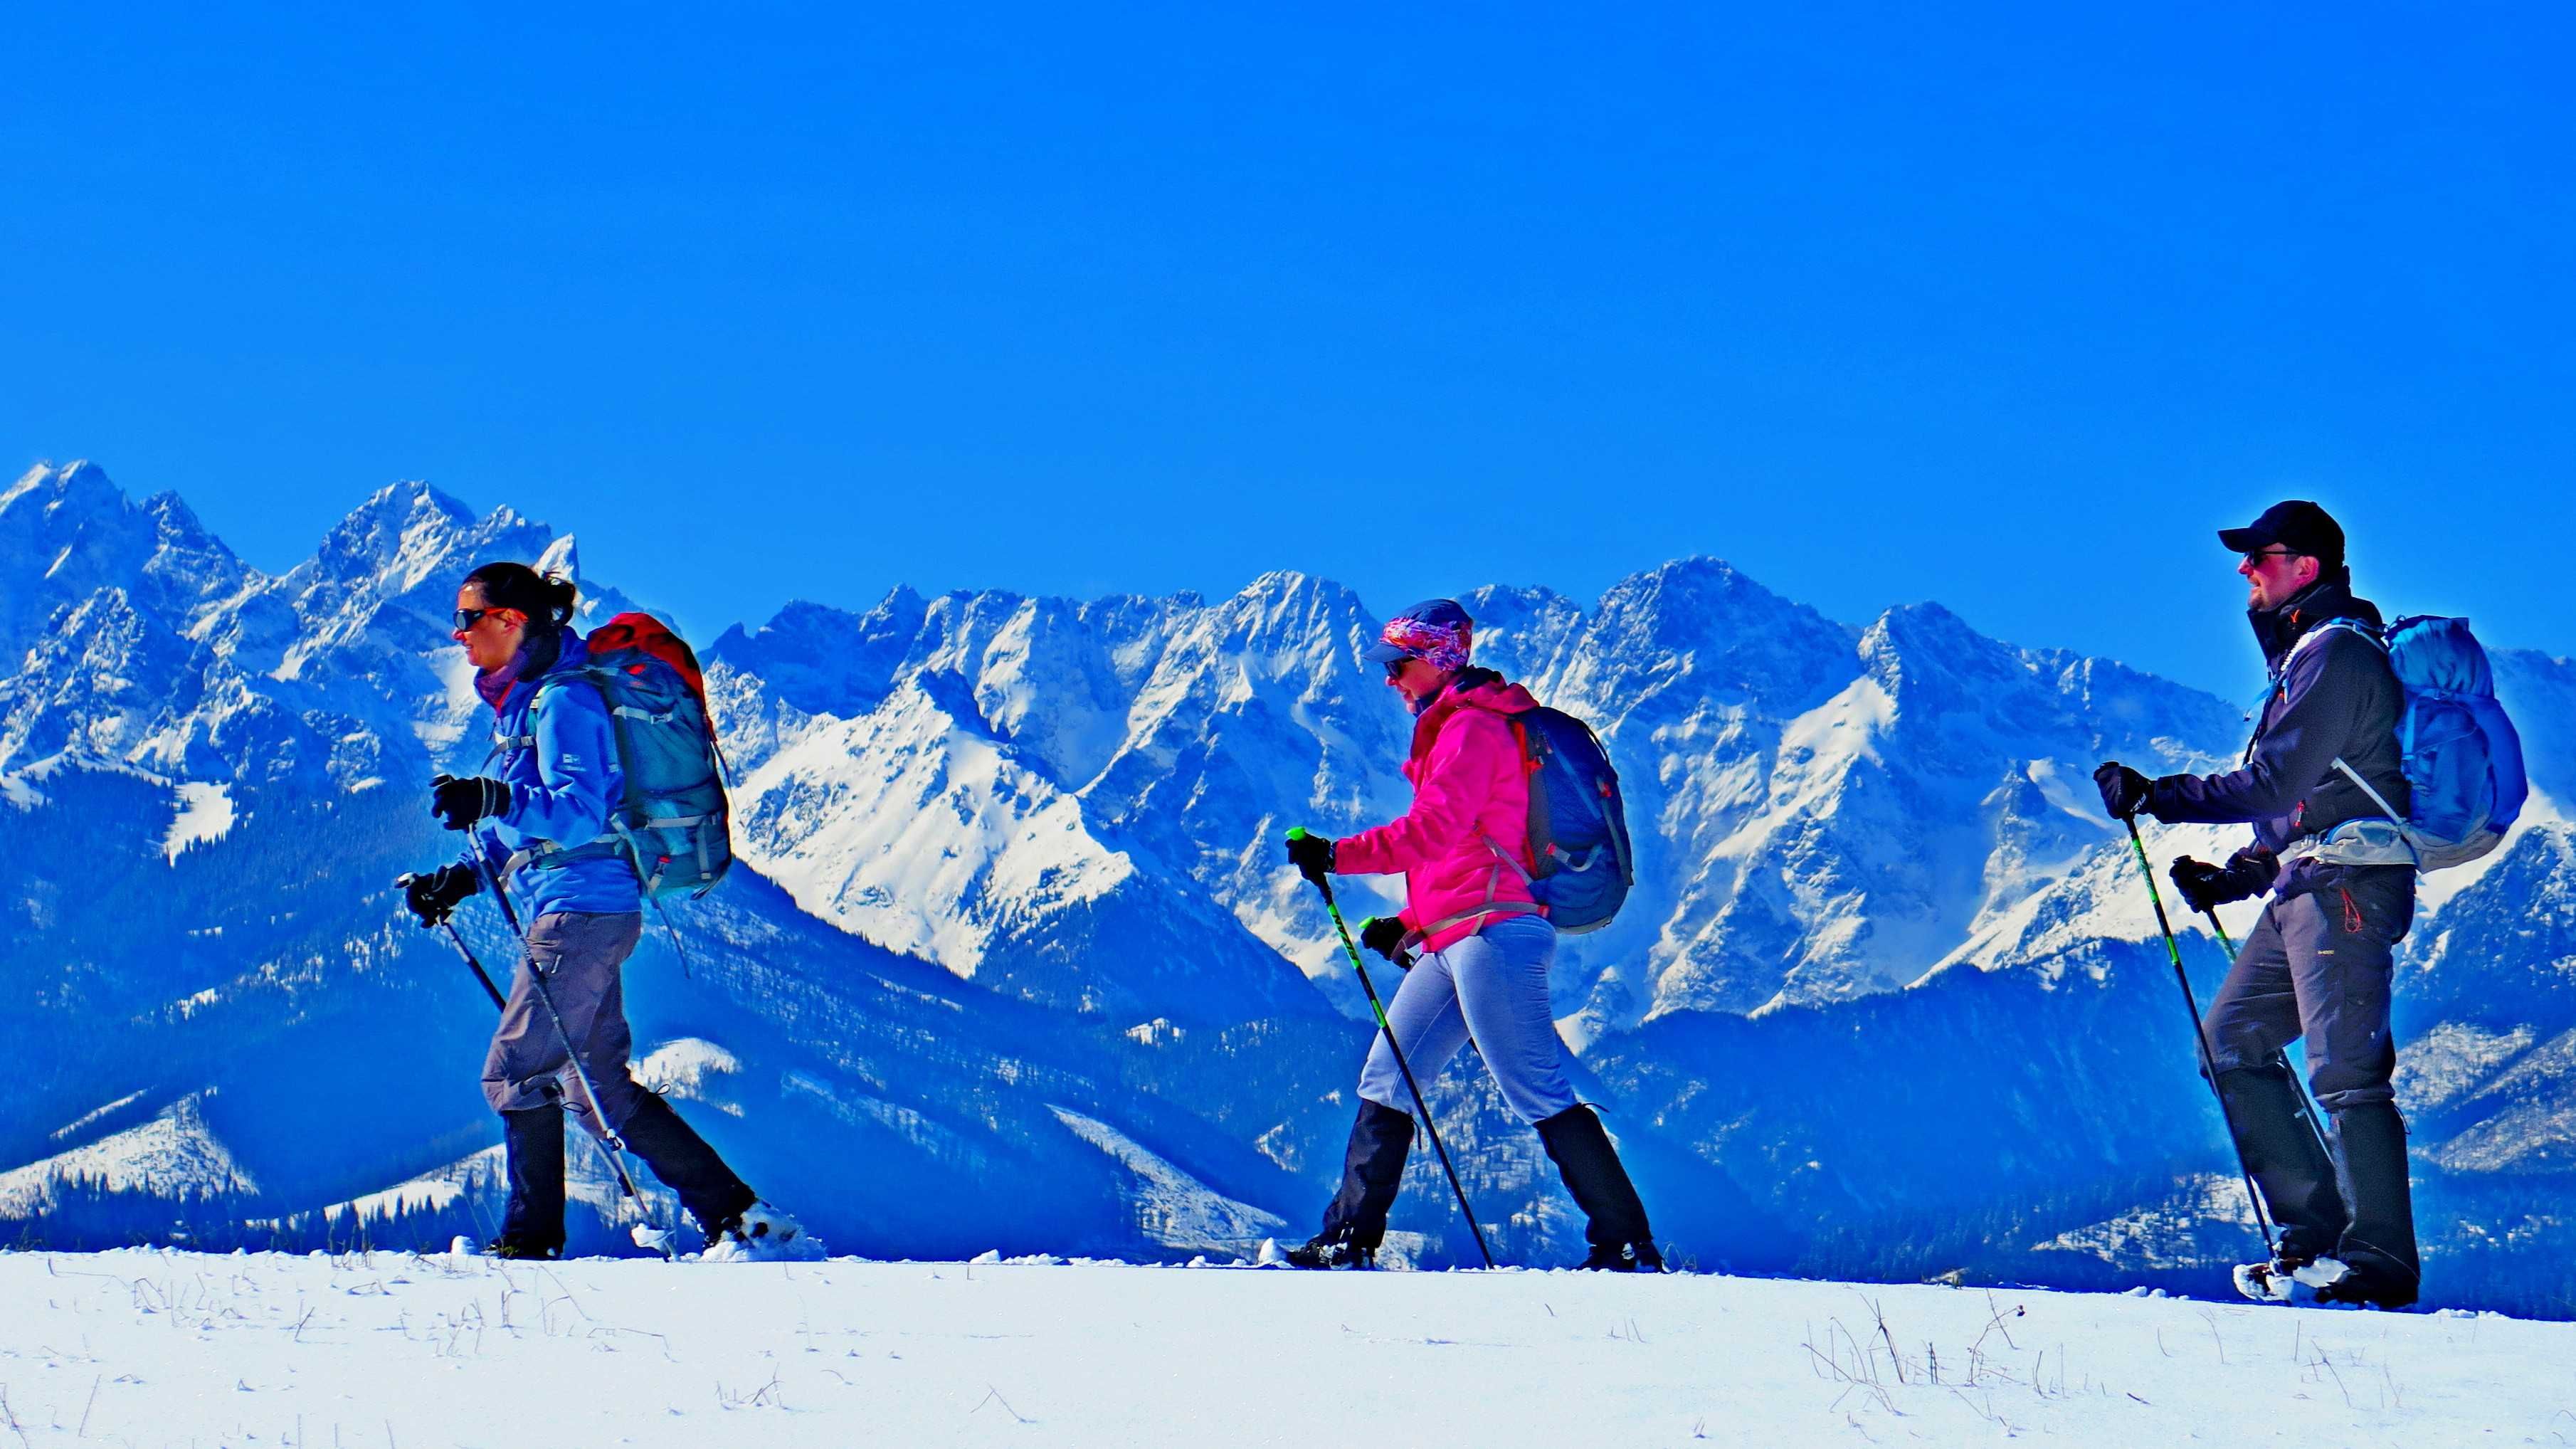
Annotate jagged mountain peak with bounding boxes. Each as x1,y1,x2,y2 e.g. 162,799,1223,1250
1861,598,2003,659
1206,570,1373,646
4,458,125,513
1857,601,2037,702
532,532,579,584
1236,567,1332,599
1595,555,1836,629
0,462,263,680
137,488,210,532
1475,557,1858,729
304,481,483,584
865,584,929,623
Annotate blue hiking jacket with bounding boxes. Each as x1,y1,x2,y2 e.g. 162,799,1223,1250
457,633,643,918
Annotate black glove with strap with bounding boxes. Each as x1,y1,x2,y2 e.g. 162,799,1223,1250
1358,915,1413,969
2169,848,2278,915
400,865,480,927
1284,827,1336,887
2093,762,2153,821
431,774,511,832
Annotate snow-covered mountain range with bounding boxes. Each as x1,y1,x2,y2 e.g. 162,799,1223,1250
6,460,2573,1313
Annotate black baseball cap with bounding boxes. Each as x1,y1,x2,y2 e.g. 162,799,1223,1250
2218,500,2344,569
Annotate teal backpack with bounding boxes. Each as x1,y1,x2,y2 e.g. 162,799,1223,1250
502,611,733,899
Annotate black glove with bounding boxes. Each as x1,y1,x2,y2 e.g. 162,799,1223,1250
1358,915,1413,968
1284,827,1336,887
2169,849,2277,915
400,865,480,927
431,774,511,831
2093,762,2153,821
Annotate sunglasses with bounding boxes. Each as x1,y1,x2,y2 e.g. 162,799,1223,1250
2240,548,2302,567
1381,658,1409,680
452,606,519,632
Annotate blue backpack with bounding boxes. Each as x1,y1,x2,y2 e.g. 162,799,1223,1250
1507,707,1637,932
2306,615,2528,872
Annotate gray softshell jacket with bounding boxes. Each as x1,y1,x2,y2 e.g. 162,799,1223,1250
2145,572,2409,900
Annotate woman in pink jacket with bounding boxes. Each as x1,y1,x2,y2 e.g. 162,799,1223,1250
1282,599,1659,1270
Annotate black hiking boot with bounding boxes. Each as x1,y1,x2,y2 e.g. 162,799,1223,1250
2213,1063,2348,1253
1282,1233,1378,1270
496,1106,566,1260
1578,1240,1666,1273
2323,1102,2421,1309
1284,1100,1415,1270
614,1090,758,1239
1536,1105,1660,1273
482,1238,563,1261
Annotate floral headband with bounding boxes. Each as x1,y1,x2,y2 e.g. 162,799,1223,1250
1380,616,1472,671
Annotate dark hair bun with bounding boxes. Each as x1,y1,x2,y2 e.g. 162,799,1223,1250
463,561,579,630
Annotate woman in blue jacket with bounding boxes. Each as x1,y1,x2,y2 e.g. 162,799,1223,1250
403,562,798,1260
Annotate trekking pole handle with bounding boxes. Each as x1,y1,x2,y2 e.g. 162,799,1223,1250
2200,907,2237,958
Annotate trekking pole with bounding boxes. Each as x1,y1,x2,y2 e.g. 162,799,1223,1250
443,921,508,1009
397,874,510,1009
2195,903,2336,1168
2122,818,2279,1255
456,855,672,1253
1291,831,1496,1270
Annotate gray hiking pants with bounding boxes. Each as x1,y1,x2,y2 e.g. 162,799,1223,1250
1358,915,1580,1125
481,910,650,1135
2202,869,2415,1112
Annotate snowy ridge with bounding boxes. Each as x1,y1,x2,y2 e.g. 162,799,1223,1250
11,460,2576,1307
0,1092,255,1214
1047,1105,1290,1251
710,559,2254,1033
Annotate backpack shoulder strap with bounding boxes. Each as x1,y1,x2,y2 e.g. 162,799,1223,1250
2271,617,2387,695
2286,616,2387,665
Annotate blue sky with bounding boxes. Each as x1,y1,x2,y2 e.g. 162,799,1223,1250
5,4,2569,695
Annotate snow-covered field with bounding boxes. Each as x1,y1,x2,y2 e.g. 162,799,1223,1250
0,1250,2566,1447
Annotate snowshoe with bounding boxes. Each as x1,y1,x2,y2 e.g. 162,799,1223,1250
701,1199,822,1262
2234,1254,2360,1305
630,1223,689,1259
2234,1258,2297,1302
1281,1232,1376,1270
463,1235,560,1261
1577,1240,1665,1273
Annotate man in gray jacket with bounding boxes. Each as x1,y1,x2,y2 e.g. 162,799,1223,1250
2094,500,2420,1308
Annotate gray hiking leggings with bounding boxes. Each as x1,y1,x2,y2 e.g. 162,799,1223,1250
1357,915,1579,1124
481,910,649,1134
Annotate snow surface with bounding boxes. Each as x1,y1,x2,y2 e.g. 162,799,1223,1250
0,1250,2565,1446
161,780,235,863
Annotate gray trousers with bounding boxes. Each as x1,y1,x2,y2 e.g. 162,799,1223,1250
481,910,650,1134
1358,915,1580,1125
2202,869,2415,1112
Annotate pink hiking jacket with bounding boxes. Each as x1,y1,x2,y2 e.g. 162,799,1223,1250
1334,674,1546,954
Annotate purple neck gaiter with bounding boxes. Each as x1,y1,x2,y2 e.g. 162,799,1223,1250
474,629,560,712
